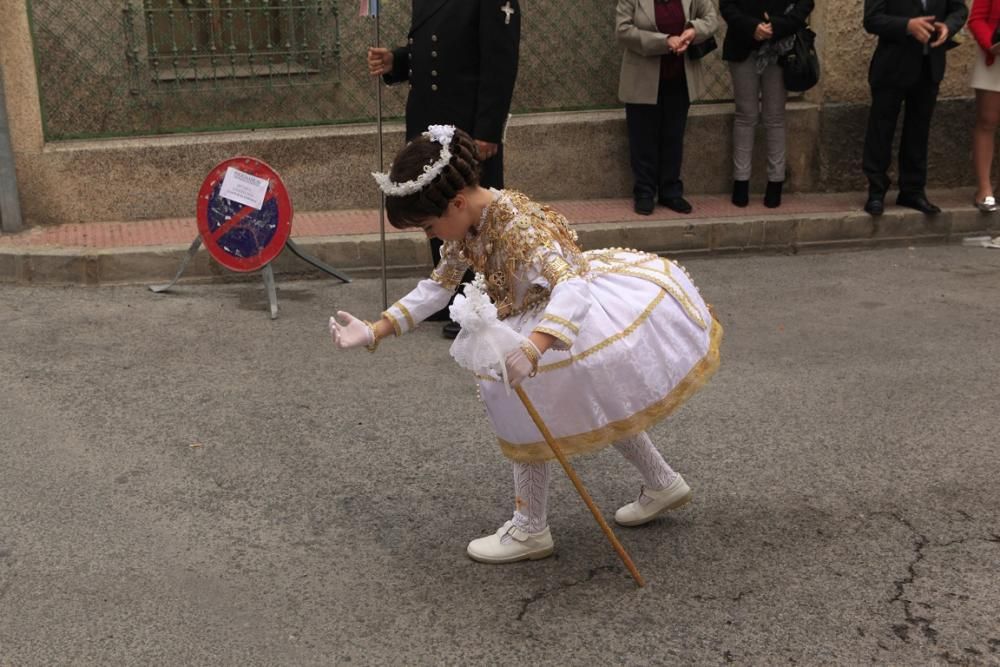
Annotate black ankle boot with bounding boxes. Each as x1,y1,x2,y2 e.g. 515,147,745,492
764,181,783,208
732,180,749,207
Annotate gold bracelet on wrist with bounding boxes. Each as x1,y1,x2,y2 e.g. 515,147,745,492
520,340,541,376
364,320,381,353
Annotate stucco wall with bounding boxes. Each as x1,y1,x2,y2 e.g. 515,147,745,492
0,0,983,227
819,0,976,103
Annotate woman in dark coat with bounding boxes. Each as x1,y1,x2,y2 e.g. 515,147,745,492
720,0,813,208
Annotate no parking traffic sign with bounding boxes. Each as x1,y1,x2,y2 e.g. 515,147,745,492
196,157,292,272
151,154,348,317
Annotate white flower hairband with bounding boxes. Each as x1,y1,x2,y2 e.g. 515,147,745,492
372,124,456,197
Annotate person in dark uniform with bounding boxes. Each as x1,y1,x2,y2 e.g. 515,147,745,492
861,0,967,217
368,0,521,338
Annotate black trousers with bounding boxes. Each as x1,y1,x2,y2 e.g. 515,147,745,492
625,76,691,201
862,58,939,197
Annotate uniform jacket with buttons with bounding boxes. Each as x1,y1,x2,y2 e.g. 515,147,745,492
863,0,968,87
384,0,521,144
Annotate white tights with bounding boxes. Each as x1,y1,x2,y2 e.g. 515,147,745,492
508,431,678,535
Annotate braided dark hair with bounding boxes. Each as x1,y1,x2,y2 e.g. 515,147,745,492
384,128,482,229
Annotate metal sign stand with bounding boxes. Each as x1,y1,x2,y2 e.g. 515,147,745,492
150,156,350,319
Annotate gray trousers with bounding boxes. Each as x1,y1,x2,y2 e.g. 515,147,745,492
729,57,787,182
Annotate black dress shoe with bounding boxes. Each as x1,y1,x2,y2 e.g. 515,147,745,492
896,192,941,215
442,321,461,339
659,196,692,214
732,180,750,207
764,181,783,208
634,197,654,215
864,197,884,217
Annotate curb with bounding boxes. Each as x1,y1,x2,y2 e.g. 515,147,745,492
1,206,997,286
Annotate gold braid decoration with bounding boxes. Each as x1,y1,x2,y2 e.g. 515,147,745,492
458,190,590,320
363,320,381,353
519,340,541,376
430,240,470,290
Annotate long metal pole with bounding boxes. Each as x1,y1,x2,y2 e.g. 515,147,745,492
374,14,388,311
0,65,24,234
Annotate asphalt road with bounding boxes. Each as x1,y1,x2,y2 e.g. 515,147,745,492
1,245,998,666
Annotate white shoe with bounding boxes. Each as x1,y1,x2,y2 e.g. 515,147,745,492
466,520,554,564
614,474,693,527
974,195,997,212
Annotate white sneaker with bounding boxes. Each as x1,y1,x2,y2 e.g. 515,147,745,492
614,474,693,527
466,520,554,564
975,195,997,212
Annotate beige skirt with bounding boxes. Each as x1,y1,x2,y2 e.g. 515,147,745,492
972,47,1000,93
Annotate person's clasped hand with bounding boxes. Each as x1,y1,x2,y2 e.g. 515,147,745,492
929,22,949,48
667,35,686,53
907,16,936,44
329,311,373,349
754,21,773,42
504,340,542,387
476,140,499,160
367,47,393,76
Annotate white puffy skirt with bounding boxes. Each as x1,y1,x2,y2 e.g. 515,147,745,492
478,250,722,462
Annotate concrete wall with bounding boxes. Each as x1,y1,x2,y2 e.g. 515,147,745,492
0,0,983,227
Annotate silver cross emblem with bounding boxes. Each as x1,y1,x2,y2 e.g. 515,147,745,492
500,1,515,25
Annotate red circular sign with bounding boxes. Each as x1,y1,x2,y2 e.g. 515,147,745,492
196,157,293,272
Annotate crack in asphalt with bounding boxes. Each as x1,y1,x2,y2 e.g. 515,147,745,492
888,513,938,645
880,513,1000,656
516,565,617,621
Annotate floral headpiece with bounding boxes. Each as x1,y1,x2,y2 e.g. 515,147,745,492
372,124,456,197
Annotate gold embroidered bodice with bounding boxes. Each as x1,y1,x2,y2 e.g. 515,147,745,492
431,190,589,319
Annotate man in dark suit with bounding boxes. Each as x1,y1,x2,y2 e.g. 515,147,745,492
861,0,968,216
368,0,521,338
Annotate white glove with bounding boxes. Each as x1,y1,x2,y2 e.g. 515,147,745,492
504,340,542,387
329,311,374,350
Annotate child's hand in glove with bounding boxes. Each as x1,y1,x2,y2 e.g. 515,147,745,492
329,311,374,349
504,340,542,386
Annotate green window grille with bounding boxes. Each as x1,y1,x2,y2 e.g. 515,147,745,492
123,0,340,93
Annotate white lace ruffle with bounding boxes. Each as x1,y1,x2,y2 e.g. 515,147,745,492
371,124,456,197
448,275,526,393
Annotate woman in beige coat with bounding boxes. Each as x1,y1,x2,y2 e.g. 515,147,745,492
616,0,719,215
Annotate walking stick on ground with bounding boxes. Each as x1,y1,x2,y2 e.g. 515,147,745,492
514,386,645,588
447,279,645,587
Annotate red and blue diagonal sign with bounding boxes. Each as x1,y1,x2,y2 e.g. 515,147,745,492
196,157,293,273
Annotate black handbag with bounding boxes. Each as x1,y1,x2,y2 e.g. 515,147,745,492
686,36,718,61
779,27,820,92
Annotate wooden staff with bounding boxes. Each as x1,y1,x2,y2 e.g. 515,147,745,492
514,386,645,588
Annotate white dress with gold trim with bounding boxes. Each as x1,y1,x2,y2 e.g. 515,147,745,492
382,189,723,463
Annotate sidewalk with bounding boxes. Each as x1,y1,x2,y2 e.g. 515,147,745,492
1,188,996,285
